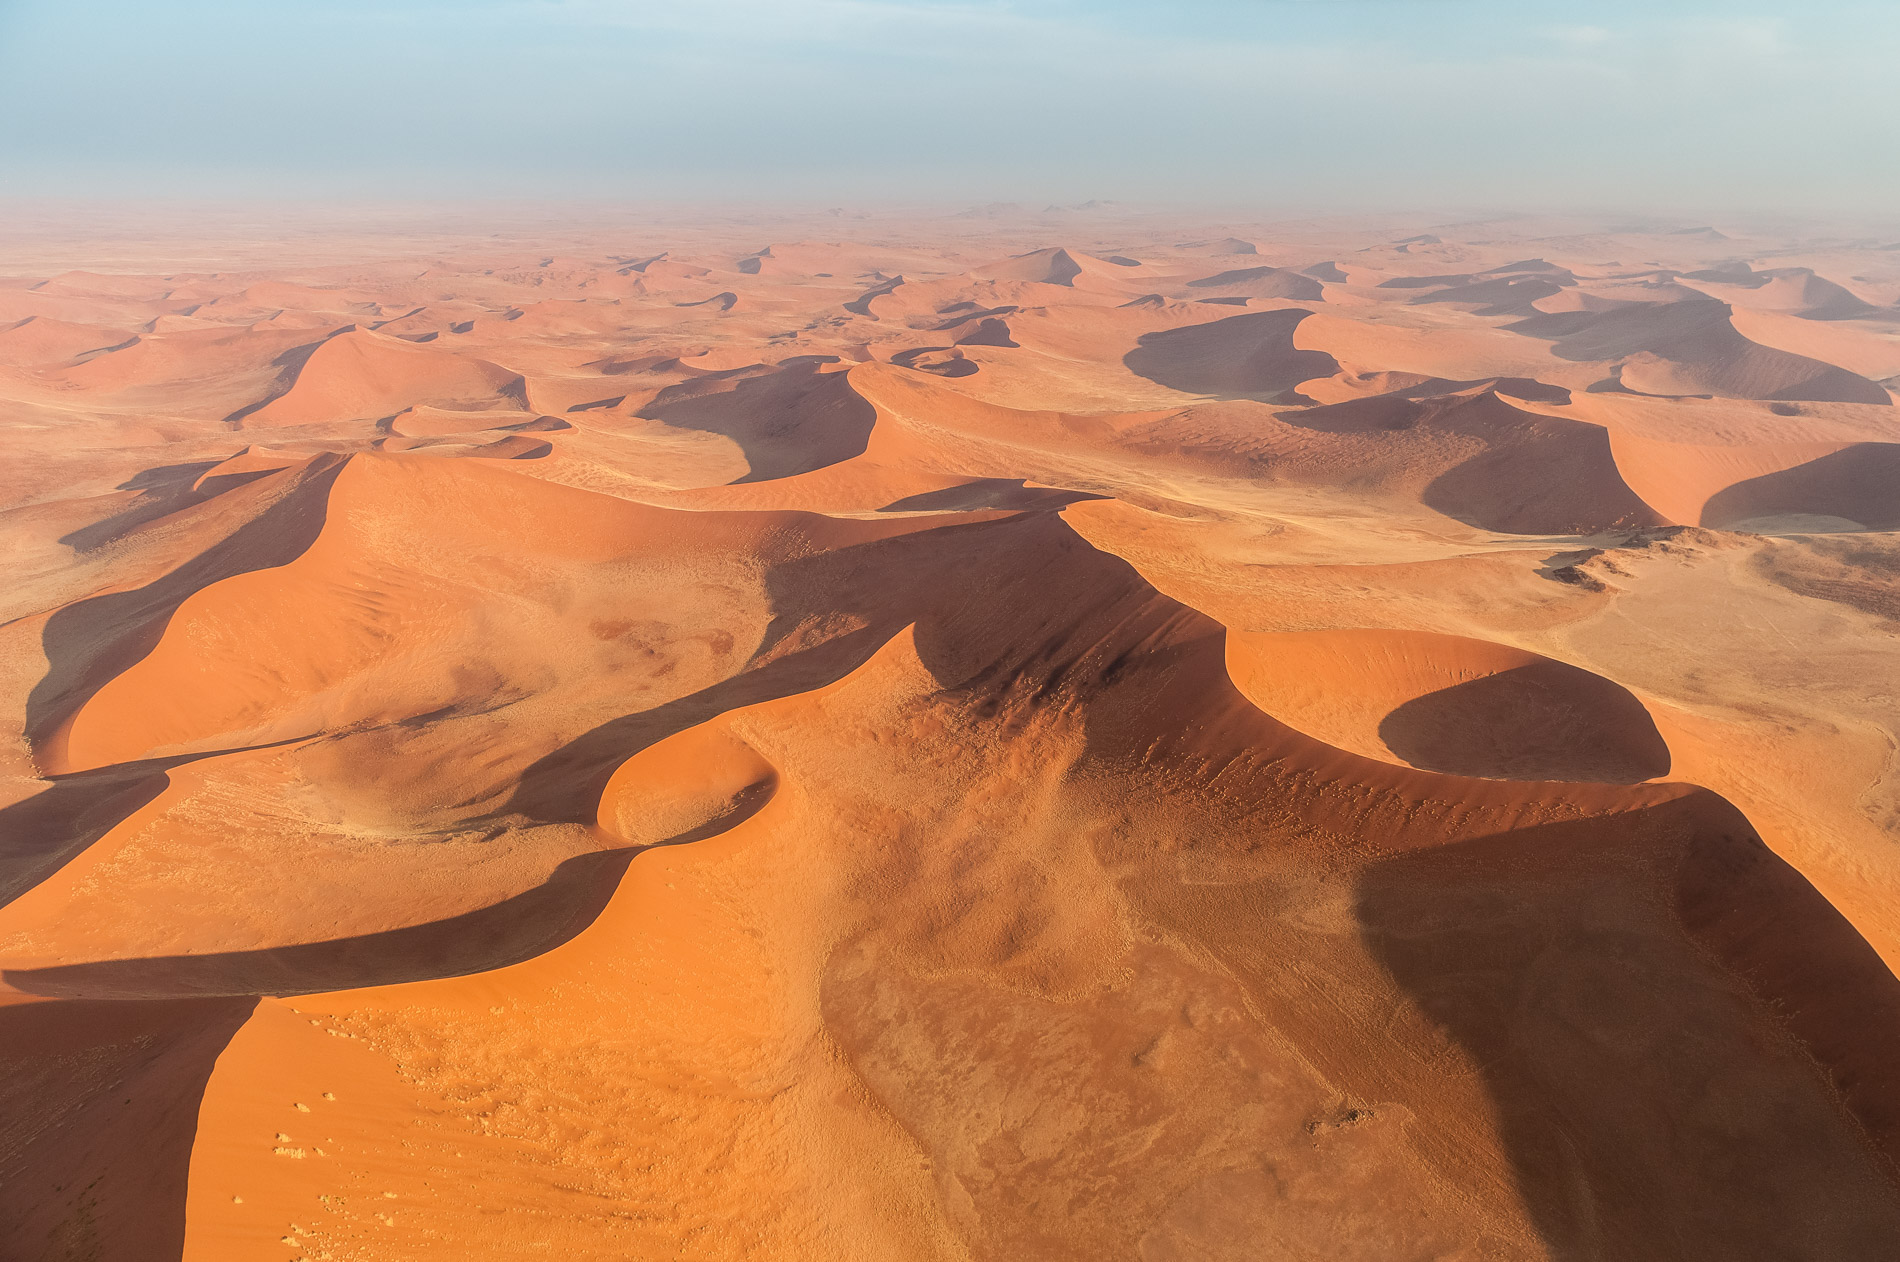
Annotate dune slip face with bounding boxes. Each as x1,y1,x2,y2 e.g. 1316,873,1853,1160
3,210,1900,1261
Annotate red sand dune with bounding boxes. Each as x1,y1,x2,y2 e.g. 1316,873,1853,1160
1508,299,1893,404
0,315,135,366
1226,627,1672,782
1183,264,1327,301
4,213,1900,1261
239,327,531,428
1123,307,1341,400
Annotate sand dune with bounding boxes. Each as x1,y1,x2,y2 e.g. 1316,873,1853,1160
975,246,1152,290
239,327,531,427
4,214,1900,1261
0,315,134,366
1226,627,1672,781
1124,307,1340,400
641,360,877,482
1700,442,1900,530
1183,264,1326,301
1678,265,1880,320
1509,299,1893,403
1727,305,1900,380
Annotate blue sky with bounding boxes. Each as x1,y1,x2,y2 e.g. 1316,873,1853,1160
1,1,1893,212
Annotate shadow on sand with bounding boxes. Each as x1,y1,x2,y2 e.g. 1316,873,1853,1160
1355,796,1900,1257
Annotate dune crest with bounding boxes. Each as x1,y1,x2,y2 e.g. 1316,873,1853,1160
1227,627,1672,783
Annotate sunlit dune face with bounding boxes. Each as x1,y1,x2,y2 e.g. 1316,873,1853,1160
598,720,779,847
2,213,1900,1261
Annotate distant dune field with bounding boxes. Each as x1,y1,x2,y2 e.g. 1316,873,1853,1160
3,210,1900,1260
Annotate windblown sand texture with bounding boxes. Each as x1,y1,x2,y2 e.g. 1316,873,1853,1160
4,209,1900,1260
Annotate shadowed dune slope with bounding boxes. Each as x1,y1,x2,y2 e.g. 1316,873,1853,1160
1509,300,1893,404
1184,264,1326,300
1701,443,1900,530
1124,308,1341,400
26,454,350,771
239,327,530,427
640,361,878,482
1103,387,1666,535
1227,627,1672,782
0,315,133,365
34,452,934,777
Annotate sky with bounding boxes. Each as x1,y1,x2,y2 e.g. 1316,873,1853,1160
0,0,1894,214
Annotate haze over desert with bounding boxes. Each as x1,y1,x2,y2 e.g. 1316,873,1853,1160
5,1,1900,1259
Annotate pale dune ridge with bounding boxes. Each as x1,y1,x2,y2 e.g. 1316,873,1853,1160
3,208,1900,1260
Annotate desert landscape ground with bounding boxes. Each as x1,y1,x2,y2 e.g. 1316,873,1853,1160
2,205,1900,1260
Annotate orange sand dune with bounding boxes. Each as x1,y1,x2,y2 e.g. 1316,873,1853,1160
32,270,179,301
238,327,531,428
1227,627,1671,782
4,213,1900,1261
1728,305,1900,381
640,360,876,482
195,280,383,321
49,324,331,408
974,246,1153,291
0,315,135,366
1124,307,1340,399
1092,385,1663,535
0,286,188,327
1602,427,1851,526
1181,263,1327,301
1508,299,1893,404
1676,266,1880,319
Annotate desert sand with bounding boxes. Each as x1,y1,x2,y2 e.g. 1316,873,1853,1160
3,205,1900,1260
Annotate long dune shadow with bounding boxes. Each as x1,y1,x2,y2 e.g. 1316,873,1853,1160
219,329,343,427
1504,300,1891,406
1419,417,1665,535
0,507,1174,1262
637,359,877,483
1701,442,1900,531
1377,664,1671,784
3,848,634,1000
24,454,347,764
879,478,1107,514
57,459,226,553
506,510,1146,824
1,753,205,911
0,994,256,1261
1356,796,1900,1257
8,458,348,924
504,513,1037,823
1505,299,1733,362
1123,308,1339,401
508,621,904,824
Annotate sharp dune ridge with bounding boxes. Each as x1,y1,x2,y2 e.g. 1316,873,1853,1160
2,212,1900,1261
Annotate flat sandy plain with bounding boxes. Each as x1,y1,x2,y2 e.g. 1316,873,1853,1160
3,204,1900,1260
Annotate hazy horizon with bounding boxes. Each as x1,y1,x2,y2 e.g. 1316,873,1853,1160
2,0,1895,215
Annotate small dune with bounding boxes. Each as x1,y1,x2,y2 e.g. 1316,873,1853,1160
1124,308,1340,400
1183,265,1326,301
640,360,877,482
237,327,530,428
1509,299,1893,404
597,719,778,847
0,315,134,366
1227,628,1672,782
